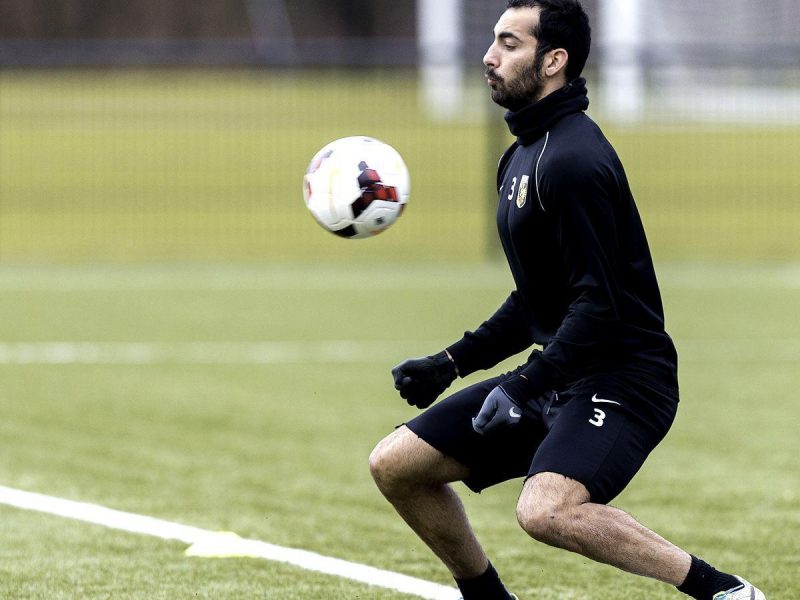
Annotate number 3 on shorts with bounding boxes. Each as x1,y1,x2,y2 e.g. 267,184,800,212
589,407,606,427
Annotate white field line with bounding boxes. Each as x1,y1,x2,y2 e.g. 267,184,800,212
2,263,800,291
0,341,420,365
0,266,513,292
0,485,461,600
0,339,799,365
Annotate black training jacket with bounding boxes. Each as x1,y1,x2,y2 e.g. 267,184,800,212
447,78,678,397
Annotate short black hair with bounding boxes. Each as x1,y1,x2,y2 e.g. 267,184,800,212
505,0,591,80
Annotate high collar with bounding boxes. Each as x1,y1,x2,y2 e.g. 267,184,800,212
504,78,590,146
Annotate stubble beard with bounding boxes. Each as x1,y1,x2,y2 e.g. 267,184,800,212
487,54,546,111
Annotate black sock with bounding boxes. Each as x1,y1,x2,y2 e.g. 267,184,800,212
455,561,512,600
677,555,742,600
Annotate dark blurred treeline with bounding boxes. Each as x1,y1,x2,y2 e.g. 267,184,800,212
0,0,416,39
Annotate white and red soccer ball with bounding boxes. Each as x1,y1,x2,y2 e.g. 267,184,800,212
303,136,409,239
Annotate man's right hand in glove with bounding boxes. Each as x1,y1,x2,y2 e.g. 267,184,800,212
391,351,458,409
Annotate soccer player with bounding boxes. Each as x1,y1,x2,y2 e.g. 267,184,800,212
368,1,766,599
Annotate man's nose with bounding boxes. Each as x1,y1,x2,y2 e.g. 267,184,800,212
483,45,498,68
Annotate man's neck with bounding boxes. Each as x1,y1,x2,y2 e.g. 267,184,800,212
533,76,569,103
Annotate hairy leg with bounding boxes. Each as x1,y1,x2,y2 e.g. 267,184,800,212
369,425,488,579
516,472,691,585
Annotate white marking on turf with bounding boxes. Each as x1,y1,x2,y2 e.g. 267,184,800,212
0,341,427,365
3,263,800,291
0,265,513,292
0,339,799,365
0,485,461,600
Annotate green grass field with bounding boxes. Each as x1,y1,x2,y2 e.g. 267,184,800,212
0,262,798,599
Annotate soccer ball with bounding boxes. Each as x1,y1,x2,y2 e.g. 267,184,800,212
303,136,409,239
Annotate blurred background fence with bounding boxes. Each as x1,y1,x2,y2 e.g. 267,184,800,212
0,0,798,263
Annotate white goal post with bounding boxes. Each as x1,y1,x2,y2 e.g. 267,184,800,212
417,0,465,121
598,0,645,122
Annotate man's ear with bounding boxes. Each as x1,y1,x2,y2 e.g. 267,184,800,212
544,48,569,78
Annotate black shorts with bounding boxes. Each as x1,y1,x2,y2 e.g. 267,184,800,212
405,368,678,505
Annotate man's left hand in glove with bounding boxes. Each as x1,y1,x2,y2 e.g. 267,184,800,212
472,374,535,435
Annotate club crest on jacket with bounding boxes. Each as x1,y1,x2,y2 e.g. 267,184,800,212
517,175,530,208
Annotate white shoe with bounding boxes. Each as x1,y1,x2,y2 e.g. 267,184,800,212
712,576,766,600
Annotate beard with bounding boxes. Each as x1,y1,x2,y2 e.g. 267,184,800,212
486,53,546,111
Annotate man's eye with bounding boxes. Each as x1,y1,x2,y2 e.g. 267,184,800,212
504,44,516,50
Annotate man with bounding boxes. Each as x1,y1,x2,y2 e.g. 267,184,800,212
368,1,766,599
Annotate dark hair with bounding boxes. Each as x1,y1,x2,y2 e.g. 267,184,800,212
505,0,591,80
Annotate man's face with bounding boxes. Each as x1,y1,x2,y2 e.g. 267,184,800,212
483,7,546,110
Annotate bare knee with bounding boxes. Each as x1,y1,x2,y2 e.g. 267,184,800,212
368,427,430,498
368,426,470,498
516,500,568,543
369,433,408,496
516,473,590,544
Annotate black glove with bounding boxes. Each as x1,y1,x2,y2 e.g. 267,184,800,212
472,385,524,436
392,351,457,409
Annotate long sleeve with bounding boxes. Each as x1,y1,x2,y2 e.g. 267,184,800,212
446,291,535,377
